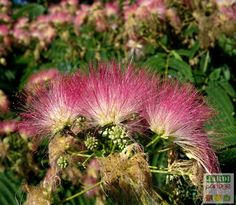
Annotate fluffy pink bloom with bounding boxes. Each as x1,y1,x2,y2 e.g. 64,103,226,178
166,8,181,29
36,15,51,24
49,5,62,14
215,0,236,20
0,89,9,113
12,28,30,44
124,4,138,20
25,68,60,92
15,17,29,29
30,22,56,44
78,63,155,130
74,5,89,27
0,120,18,135
48,12,73,24
137,0,166,19
20,75,81,140
143,80,220,173
0,0,11,6
0,25,8,36
219,4,236,20
105,2,119,17
0,14,11,23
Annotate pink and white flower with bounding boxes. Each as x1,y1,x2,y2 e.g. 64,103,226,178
0,120,18,135
20,75,81,140
78,62,155,130
143,80,220,173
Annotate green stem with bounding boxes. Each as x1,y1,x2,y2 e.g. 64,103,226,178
150,169,189,176
159,42,170,53
165,53,170,78
82,153,94,167
148,166,165,170
157,147,172,153
111,143,116,154
61,181,103,203
146,135,161,148
67,151,92,158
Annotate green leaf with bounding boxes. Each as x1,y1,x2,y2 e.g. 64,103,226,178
209,68,221,81
199,51,210,73
218,147,236,163
0,172,23,205
168,58,194,82
170,51,182,61
184,24,199,37
176,41,200,58
144,53,166,72
223,67,231,80
206,82,235,126
175,49,191,57
215,126,236,151
219,81,236,97
188,41,200,58
13,3,45,20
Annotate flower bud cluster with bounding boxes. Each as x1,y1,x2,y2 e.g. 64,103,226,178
84,135,98,150
102,125,129,150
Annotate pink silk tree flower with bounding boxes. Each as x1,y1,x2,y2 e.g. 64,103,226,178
20,75,81,141
78,62,156,131
25,68,60,92
144,80,220,173
0,120,18,135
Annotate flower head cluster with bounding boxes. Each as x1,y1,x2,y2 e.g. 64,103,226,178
20,62,219,174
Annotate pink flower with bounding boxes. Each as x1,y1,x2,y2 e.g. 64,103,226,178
49,5,62,14
78,63,155,130
14,17,29,29
12,28,30,44
0,89,9,113
0,0,11,7
36,15,51,24
74,5,89,28
20,75,81,140
143,80,220,173
105,2,119,17
0,14,11,23
0,25,8,36
166,8,181,30
215,0,236,20
137,0,166,19
0,120,18,135
219,4,236,20
25,68,60,92
49,12,73,24
124,4,138,20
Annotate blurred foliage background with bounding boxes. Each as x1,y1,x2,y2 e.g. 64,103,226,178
0,0,236,204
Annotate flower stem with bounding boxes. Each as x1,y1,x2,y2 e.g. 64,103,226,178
82,153,94,166
67,151,92,158
150,169,189,176
149,166,166,170
157,147,172,153
61,181,102,203
146,134,161,147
